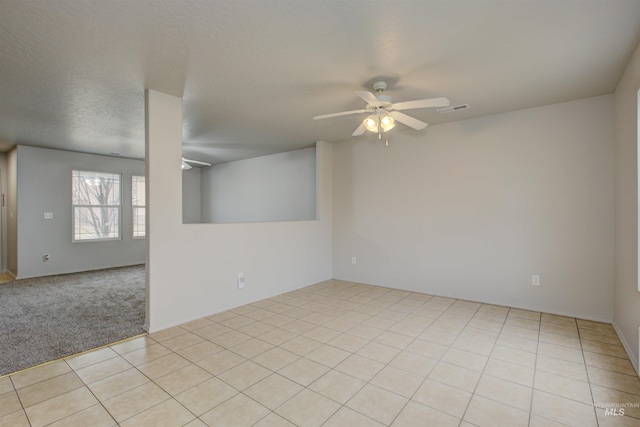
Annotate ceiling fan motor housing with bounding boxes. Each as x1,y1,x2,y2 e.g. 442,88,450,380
373,81,388,92
375,94,393,108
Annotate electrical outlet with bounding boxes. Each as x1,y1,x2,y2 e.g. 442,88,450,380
531,275,540,286
237,273,245,289
352,257,357,265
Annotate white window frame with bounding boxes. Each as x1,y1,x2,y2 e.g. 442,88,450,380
72,170,122,242
132,175,146,239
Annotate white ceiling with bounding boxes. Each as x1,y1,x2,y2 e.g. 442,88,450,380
1,0,639,164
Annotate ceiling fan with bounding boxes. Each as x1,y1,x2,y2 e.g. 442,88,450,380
313,81,450,142
181,157,212,170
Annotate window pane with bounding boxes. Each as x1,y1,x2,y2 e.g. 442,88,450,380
132,175,145,207
133,207,146,238
72,171,121,205
74,207,120,240
132,175,146,238
72,170,122,241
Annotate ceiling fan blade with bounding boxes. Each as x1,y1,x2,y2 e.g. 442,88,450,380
355,91,380,105
389,111,428,130
392,97,450,111
352,122,366,136
313,109,367,120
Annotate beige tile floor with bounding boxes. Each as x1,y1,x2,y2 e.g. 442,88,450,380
1,279,640,426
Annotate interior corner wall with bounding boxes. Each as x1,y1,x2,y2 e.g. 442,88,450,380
613,40,640,374
182,167,202,224
145,90,332,332
200,147,316,224
14,145,146,279
333,95,614,322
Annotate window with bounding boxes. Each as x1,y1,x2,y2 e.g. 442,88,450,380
132,175,146,238
72,171,121,241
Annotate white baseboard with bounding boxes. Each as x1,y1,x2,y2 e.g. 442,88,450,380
333,276,614,323
612,321,640,377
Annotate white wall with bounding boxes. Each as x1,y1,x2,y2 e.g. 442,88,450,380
145,90,332,332
613,40,640,373
182,167,202,224
15,146,146,278
201,147,316,223
333,95,614,322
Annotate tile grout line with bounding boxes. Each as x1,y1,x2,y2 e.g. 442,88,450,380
355,292,445,426
61,355,120,427
458,305,512,426
527,310,541,427
578,319,603,427
349,293,424,425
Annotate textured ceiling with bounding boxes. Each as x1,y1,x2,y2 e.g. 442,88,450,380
1,0,639,164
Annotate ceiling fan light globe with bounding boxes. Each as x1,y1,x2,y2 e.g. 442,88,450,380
380,115,395,132
364,116,378,132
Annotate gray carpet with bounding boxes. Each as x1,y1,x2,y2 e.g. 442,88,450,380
0,265,145,376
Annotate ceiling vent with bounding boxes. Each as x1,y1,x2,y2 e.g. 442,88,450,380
437,104,470,114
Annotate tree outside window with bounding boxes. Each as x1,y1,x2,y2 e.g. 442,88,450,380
72,171,121,241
